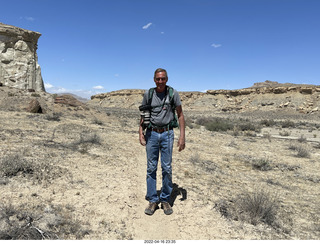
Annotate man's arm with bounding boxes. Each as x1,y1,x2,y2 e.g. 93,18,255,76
139,117,146,146
176,105,185,152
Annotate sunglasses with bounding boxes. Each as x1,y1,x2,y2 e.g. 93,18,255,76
155,77,167,81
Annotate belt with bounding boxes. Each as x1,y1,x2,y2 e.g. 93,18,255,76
149,127,173,133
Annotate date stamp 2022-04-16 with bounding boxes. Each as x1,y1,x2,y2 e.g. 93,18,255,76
144,240,176,244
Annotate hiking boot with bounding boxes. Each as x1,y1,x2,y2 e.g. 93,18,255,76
161,202,173,215
144,202,158,215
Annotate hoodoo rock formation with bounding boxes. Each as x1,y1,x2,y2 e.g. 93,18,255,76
0,22,45,92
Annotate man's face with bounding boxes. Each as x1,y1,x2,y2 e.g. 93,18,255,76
154,71,168,92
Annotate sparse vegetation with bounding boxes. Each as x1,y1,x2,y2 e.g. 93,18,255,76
45,112,62,121
251,158,273,171
288,143,310,158
297,134,307,143
1,85,320,240
215,189,289,232
260,119,276,127
195,116,261,133
92,117,104,125
279,130,291,136
281,120,295,128
189,153,218,173
0,154,33,177
0,154,68,184
0,203,90,240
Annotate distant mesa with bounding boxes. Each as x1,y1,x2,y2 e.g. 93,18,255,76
0,22,45,92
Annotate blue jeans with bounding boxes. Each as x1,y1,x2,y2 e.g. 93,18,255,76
145,129,174,203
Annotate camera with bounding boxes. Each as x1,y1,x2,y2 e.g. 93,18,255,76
139,105,152,128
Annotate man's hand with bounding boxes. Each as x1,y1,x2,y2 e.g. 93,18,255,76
139,133,146,146
177,136,185,152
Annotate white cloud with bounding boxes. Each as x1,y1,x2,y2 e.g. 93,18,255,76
45,83,106,99
20,16,35,21
93,85,104,90
25,17,35,21
44,83,53,89
114,74,119,77
211,43,222,48
161,32,164,34
53,87,68,93
142,22,152,29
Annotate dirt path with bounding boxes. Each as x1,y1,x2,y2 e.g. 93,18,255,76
54,126,231,240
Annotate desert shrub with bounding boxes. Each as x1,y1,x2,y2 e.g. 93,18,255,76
92,117,104,125
297,134,307,143
240,155,273,171
235,190,280,227
189,153,218,173
0,203,90,240
288,144,310,158
251,158,273,171
67,132,102,153
195,117,261,133
296,146,310,158
215,189,282,228
274,163,301,172
263,132,272,142
205,119,233,132
238,121,261,133
0,155,34,177
195,117,233,131
0,154,68,184
260,119,276,127
45,112,62,121
79,132,101,145
279,130,290,136
281,120,295,128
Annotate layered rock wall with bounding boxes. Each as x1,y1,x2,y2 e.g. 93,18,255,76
0,23,44,91
90,83,320,114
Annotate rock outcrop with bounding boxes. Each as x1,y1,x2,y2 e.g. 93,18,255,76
54,94,88,110
90,82,320,114
0,22,45,92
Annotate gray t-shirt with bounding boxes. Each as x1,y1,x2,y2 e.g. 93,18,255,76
141,87,181,127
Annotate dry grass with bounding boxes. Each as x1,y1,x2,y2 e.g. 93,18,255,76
1,91,320,239
0,202,90,240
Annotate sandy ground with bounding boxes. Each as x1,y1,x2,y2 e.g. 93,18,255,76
0,106,320,240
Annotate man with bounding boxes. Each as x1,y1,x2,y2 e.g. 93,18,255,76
139,68,185,216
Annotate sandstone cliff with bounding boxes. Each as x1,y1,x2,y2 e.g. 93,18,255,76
0,22,44,92
90,82,320,114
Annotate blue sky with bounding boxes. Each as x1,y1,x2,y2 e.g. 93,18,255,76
1,0,319,98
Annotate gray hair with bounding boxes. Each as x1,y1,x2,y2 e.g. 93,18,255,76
154,68,168,79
